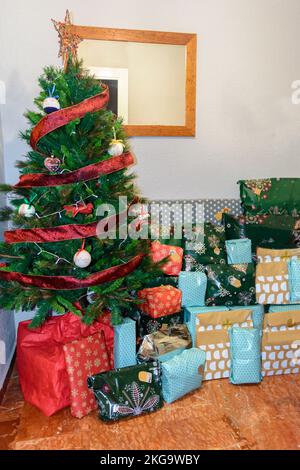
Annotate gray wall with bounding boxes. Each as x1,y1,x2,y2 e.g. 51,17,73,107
1,0,300,199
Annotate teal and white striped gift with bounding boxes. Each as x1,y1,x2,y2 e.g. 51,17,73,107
178,271,207,308
225,238,252,265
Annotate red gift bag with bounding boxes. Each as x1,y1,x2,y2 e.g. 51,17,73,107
17,311,114,417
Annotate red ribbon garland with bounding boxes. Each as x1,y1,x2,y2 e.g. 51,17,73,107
30,84,109,151
0,254,144,290
5,211,127,244
14,152,134,188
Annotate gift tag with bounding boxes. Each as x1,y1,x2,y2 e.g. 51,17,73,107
138,371,153,383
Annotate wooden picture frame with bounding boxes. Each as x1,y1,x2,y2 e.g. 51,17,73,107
70,25,197,137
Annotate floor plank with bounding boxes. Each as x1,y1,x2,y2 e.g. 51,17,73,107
0,371,299,450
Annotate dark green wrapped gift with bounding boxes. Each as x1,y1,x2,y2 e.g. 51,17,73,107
223,213,299,251
239,178,300,216
205,263,256,307
139,310,184,337
184,223,227,272
87,362,163,421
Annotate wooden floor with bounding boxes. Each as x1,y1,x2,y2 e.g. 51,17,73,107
0,366,300,450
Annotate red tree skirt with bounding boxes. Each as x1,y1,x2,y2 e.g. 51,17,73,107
14,152,134,188
0,254,144,290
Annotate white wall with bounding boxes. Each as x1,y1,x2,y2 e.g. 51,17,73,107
1,0,300,200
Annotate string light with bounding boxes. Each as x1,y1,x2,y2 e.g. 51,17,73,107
34,242,73,265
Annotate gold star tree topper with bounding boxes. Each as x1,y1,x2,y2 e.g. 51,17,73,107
52,10,83,69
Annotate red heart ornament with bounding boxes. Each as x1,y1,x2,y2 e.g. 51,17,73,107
44,155,61,172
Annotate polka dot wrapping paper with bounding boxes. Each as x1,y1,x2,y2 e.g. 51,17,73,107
63,331,112,418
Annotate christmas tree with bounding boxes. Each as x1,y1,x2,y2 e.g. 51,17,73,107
0,15,161,327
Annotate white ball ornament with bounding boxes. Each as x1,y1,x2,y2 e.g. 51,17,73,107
43,97,60,114
73,249,91,268
108,139,124,157
18,203,36,218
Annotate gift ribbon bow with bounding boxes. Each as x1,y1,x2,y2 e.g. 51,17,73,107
22,193,37,207
64,202,93,217
287,318,296,328
222,319,233,330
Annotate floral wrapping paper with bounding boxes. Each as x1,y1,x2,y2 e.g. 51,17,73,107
139,310,184,337
87,362,163,421
205,263,256,306
138,285,182,318
183,223,227,272
223,213,300,251
239,178,300,216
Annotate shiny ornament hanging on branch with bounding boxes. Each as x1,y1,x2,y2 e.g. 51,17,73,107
108,128,124,157
73,240,92,268
44,155,61,172
18,194,37,218
18,203,36,218
43,85,60,114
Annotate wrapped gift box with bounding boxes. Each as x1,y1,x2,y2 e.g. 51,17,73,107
88,362,163,421
256,247,300,305
137,324,192,363
63,331,111,418
114,317,137,369
150,241,183,276
138,285,182,318
139,310,184,337
184,304,264,346
17,312,114,416
178,271,207,308
195,309,254,381
161,348,206,403
229,327,262,384
225,238,252,265
262,310,300,377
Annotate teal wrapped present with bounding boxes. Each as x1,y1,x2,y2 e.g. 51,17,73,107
229,327,262,385
288,259,300,302
161,348,206,403
178,271,207,307
225,239,252,265
114,318,137,369
185,305,264,346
